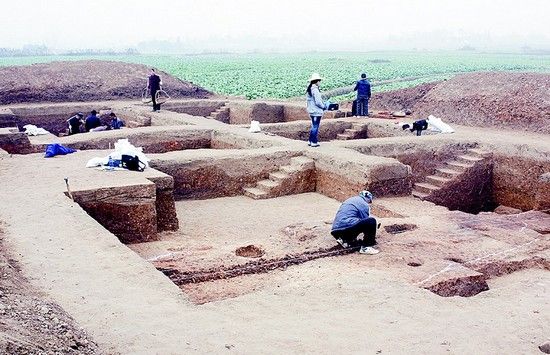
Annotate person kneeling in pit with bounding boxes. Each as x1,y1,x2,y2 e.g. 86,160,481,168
331,190,380,255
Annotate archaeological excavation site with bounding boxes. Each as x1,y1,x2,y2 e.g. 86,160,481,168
0,61,548,354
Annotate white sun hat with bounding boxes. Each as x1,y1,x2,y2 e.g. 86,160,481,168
308,73,323,82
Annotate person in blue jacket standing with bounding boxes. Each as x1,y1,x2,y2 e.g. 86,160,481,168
306,73,327,147
331,190,380,255
354,73,371,117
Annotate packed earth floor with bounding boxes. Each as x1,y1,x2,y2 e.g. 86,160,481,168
0,97,549,354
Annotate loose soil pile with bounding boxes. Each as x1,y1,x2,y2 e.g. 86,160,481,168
0,230,100,354
0,60,212,104
370,72,550,134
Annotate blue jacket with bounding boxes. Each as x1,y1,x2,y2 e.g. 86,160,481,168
85,114,101,131
331,195,371,231
111,117,124,130
354,79,371,98
306,85,326,116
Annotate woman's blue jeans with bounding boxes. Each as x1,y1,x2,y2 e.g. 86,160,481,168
309,115,321,144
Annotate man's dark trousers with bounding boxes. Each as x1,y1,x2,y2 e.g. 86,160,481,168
357,95,369,116
331,217,377,247
151,89,161,111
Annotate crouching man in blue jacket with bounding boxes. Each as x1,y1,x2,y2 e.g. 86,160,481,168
331,190,380,255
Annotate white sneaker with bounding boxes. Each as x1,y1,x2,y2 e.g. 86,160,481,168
336,238,349,248
359,246,380,255
307,141,312,146
310,143,320,147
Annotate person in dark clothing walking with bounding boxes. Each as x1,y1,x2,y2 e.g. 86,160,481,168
331,190,380,255
148,69,162,112
353,73,371,117
84,110,101,132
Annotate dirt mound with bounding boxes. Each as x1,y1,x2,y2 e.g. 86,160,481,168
370,72,550,134
0,60,212,104
370,82,438,112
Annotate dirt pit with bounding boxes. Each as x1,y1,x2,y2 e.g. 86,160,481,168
235,245,265,258
128,193,549,304
384,223,418,234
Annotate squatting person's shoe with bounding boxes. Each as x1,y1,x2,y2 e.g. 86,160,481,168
359,246,380,255
335,238,349,248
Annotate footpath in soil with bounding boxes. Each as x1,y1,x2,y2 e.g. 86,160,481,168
0,229,100,354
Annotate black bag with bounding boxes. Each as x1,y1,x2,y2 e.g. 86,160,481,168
351,100,357,116
327,103,339,111
121,154,145,172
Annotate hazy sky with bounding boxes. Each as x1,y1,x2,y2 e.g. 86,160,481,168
2,0,549,52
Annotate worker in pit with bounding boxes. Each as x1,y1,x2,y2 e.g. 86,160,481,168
331,190,380,255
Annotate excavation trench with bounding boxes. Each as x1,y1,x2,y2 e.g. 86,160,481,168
157,245,359,285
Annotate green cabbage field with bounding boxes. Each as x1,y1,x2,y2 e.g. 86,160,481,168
1,52,549,99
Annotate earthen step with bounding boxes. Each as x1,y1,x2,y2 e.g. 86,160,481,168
435,167,462,179
344,128,360,135
414,182,440,195
280,165,300,174
426,175,452,187
269,171,290,182
243,187,268,199
257,179,280,191
412,190,429,199
290,156,314,168
457,155,483,164
467,148,491,158
213,109,228,116
337,133,352,140
446,161,474,170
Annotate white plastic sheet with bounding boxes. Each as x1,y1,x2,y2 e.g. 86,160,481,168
428,115,455,133
248,120,261,133
85,139,150,169
23,124,49,136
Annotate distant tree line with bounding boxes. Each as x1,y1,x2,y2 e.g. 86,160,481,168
0,45,139,57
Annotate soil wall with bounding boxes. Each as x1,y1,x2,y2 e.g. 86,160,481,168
351,141,475,184
151,150,302,200
426,159,495,213
0,129,34,154
163,100,226,117
310,149,411,201
228,102,285,124
63,127,212,153
71,183,159,244
260,120,351,141
147,175,179,232
70,175,178,243
492,154,550,210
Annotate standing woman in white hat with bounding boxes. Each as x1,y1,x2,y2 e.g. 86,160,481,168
306,73,327,147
